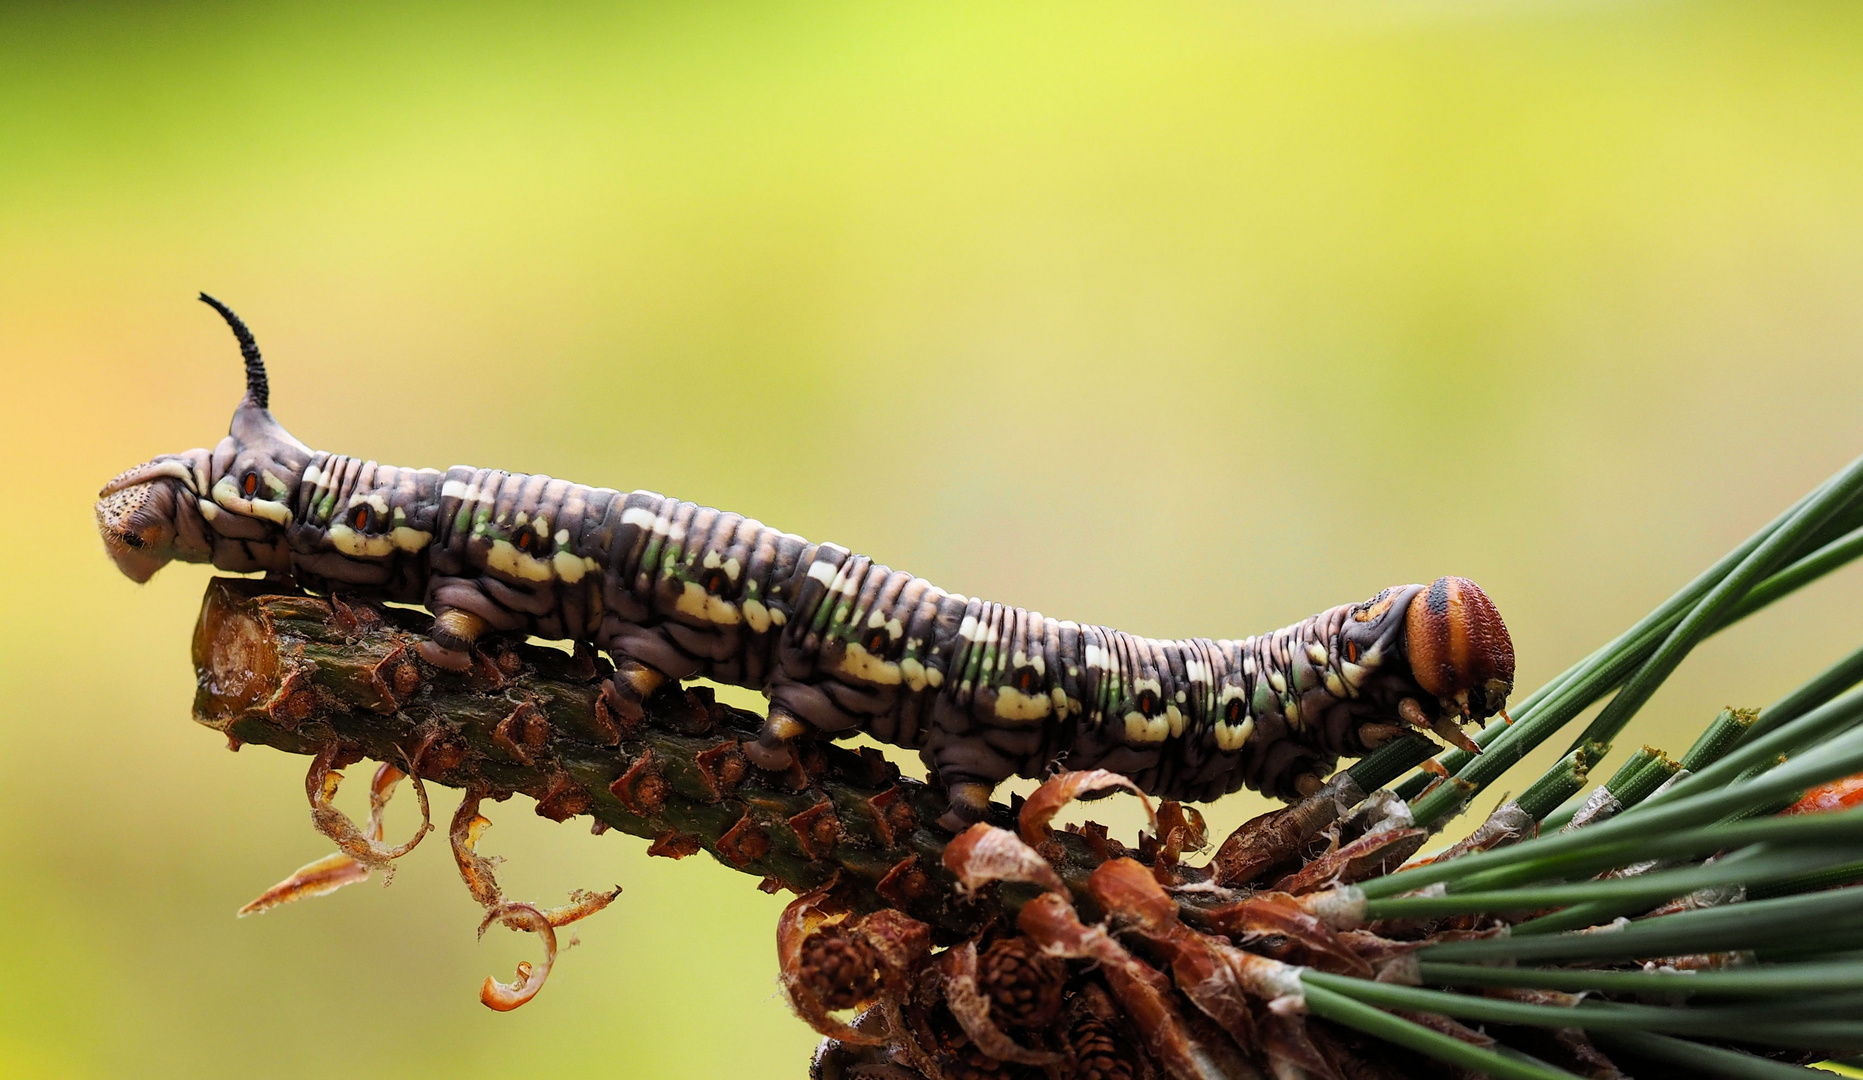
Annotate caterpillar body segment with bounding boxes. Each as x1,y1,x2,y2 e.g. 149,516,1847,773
97,297,1516,828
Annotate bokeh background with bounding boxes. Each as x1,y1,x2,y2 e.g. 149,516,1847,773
4,2,1863,1076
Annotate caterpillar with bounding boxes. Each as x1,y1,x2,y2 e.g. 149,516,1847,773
97,296,1515,829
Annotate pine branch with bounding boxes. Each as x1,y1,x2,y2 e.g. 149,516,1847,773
190,576,1112,938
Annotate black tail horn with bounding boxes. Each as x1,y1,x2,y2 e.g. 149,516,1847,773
198,292,268,410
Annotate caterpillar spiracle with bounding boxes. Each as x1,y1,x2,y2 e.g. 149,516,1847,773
97,296,1515,829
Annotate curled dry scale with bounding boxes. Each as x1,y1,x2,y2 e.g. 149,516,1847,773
117,295,1788,1077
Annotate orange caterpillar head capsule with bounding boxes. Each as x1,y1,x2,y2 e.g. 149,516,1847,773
1404,576,1515,721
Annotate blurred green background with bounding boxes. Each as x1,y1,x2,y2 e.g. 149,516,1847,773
4,2,1863,1076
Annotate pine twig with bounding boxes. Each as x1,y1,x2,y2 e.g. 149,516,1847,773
190,576,1112,938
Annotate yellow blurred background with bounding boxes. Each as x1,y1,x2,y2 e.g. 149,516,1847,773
4,2,1863,1076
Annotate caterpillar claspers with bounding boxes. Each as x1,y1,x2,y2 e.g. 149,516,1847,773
98,296,1514,828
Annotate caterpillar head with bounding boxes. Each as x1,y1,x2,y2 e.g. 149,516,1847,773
97,295,312,582
1403,576,1515,722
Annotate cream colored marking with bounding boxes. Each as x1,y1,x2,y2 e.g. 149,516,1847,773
742,598,772,634
925,666,943,687
1243,655,1257,677
345,493,390,515
390,526,433,553
1325,672,1347,697
675,581,709,620
1285,698,1303,727
823,561,855,601
1174,690,1186,703
1185,658,1209,683
330,523,396,558
1218,685,1247,705
1133,676,1162,698
249,498,291,525
885,617,903,640
1124,712,1170,744
899,656,928,692
1361,643,1384,666
957,615,982,641
769,607,787,627
906,637,923,651
723,556,741,581
1010,650,1045,675
302,464,324,486
1085,643,1110,670
514,510,529,526
210,476,292,525
1050,687,1069,718
867,609,887,629
553,550,596,583
838,642,903,685
620,506,657,529
442,479,468,500
807,560,838,586
1215,716,1255,752
198,498,219,522
486,538,555,582
1307,641,1330,666
993,686,1052,723
555,529,570,545
702,550,722,570
1165,703,1184,738
672,581,742,625
1267,669,1287,693
1340,660,1369,686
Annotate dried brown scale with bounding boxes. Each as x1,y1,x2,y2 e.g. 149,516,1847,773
696,740,750,801
790,799,844,860
535,772,592,821
1067,1013,1138,1080
718,811,774,866
1268,828,1427,896
877,857,936,908
803,929,884,1011
977,938,1066,1028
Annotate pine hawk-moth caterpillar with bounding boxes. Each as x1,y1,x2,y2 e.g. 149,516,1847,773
98,296,1515,828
